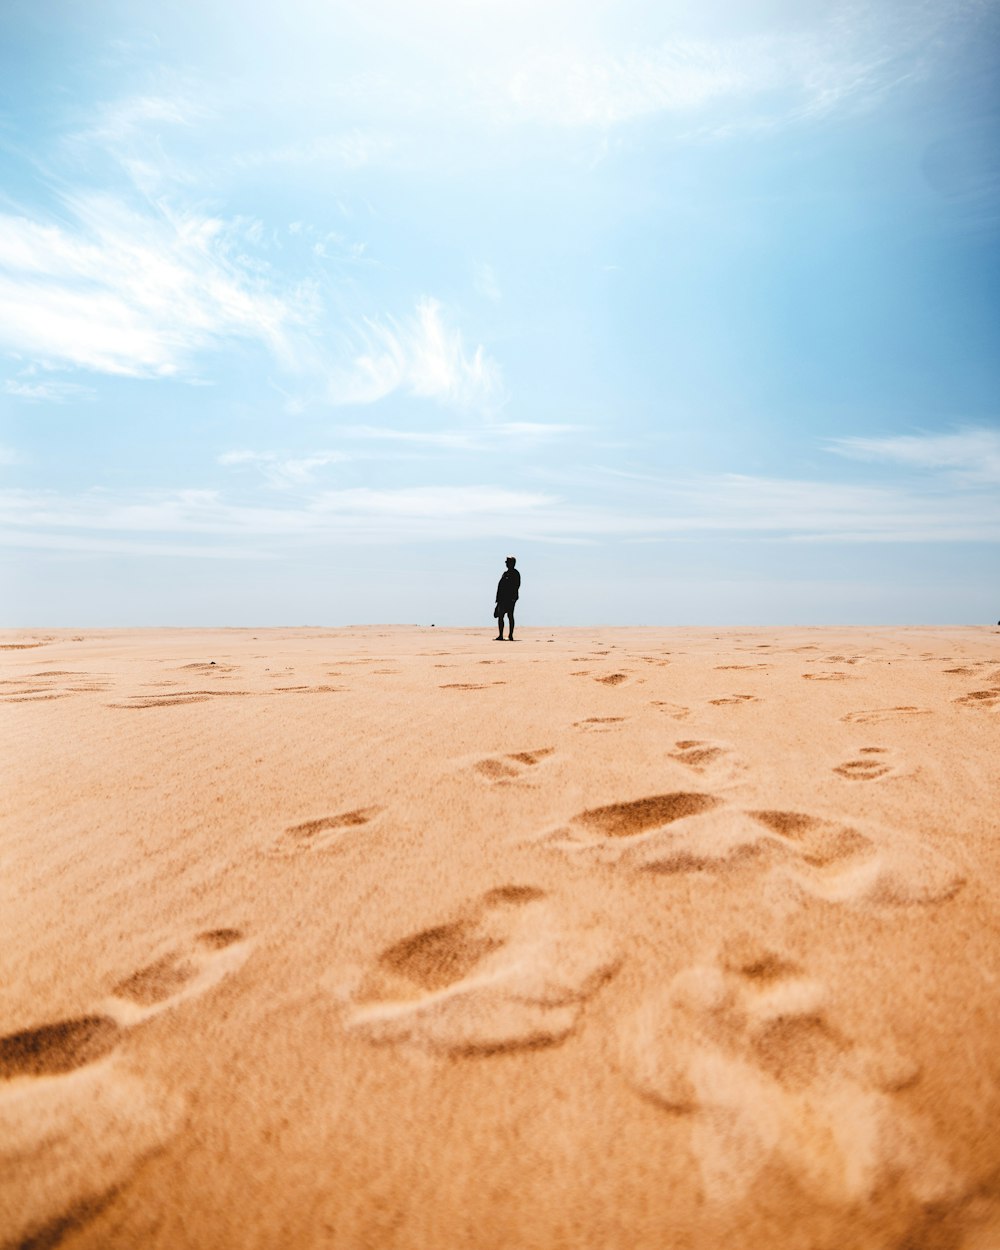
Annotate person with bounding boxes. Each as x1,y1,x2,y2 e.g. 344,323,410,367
495,555,520,641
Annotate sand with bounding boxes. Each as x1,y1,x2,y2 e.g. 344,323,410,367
1,624,999,1250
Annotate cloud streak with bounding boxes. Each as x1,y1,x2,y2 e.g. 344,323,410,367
499,4,980,134
218,449,351,487
828,427,1000,485
328,297,505,414
4,376,96,402
4,452,997,556
0,194,304,378
0,94,502,415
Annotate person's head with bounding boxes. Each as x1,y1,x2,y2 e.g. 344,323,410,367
505,555,516,568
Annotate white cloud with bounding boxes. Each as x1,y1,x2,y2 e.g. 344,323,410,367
329,297,505,414
218,449,350,486
0,194,498,412
86,93,210,145
0,530,264,559
4,377,96,402
343,421,580,450
0,485,554,546
1,92,501,411
0,195,306,378
507,39,757,127
827,427,1000,485
500,5,970,133
69,92,214,197
234,130,393,171
4,448,998,555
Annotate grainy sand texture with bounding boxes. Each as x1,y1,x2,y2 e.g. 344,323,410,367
2,625,999,1250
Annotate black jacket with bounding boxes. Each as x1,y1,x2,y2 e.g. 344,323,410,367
496,568,520,607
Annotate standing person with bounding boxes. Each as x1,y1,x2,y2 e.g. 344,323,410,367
495,555,520,641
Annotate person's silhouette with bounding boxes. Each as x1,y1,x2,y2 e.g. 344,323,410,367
495,555,520,641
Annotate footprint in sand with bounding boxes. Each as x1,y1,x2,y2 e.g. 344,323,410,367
954,688,1000,709
667,739,746,787
0,1016,123,1081
594,672,631,686
651,700,691,720
472,748,555,784
110,689,254,709
708,693,758,706
273,807,383,854
802,671,853,682
274,684,346,694
833,747,895,781
842,706,932,725
0,1061,185,1250
0,928,246,1248
108,694,210,708
715,663,771,671
342,888,619,1056
573,716,627,733
535,792,742,871
175,662,237,674
536,794,963,909
668,740,730,770
104,928,251,1025
614,944,959,1213
746,809,964,908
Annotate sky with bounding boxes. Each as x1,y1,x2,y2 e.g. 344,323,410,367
1,0,998,626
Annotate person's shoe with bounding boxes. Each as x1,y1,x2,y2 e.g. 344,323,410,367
495,635,504,641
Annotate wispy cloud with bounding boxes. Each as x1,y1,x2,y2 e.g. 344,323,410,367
87,93,209,143
69,92,214,196
328,297,505,414
828,427,1000,484
234,130,393,171
0,89,501,416
4,376,96,402
218,449,351,486
4,448,998,555
0,485,554,549
344,421,581,450
0,194,500,409
507,39,756,127
0,530,265,559
502,5,973,134
0,194,306,378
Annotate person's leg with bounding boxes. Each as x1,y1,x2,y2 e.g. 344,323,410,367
506,608,515,640
495,608,504,639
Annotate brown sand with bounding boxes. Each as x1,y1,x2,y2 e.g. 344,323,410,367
2,625,999,1249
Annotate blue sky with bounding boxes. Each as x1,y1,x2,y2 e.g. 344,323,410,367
1,0,998,625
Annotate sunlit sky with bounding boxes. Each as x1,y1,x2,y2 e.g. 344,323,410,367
1,0,998,625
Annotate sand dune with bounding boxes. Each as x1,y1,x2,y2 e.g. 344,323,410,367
2,625,999,1249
